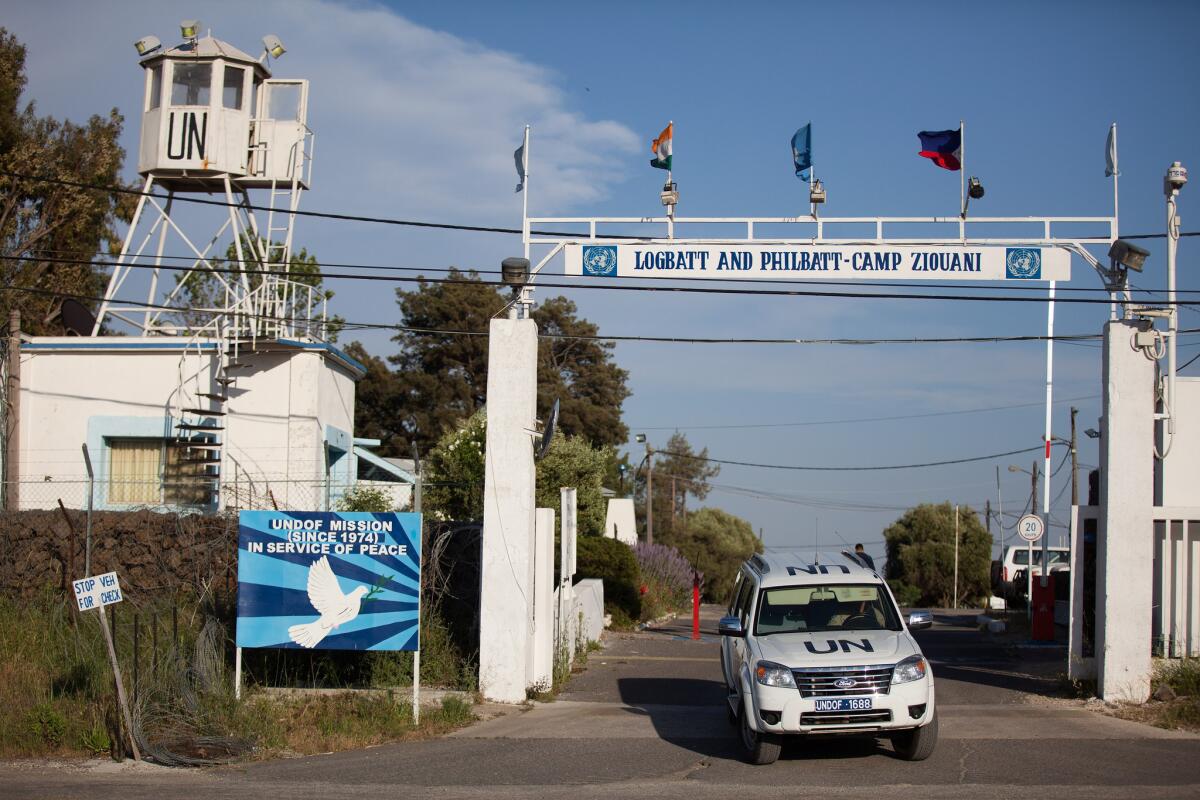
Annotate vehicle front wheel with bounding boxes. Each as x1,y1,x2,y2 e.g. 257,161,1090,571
739,703,782,765
891,711,938,761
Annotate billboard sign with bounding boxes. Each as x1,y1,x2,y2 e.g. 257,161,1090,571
236,511,421,651
565,244,1069,282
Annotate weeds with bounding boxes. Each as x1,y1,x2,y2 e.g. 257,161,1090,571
0,594,477,760
1152,659,1200,729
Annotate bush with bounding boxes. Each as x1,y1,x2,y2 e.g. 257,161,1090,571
575,535,640,624
633,543,694,621
336,486,398,512
888,580,923,607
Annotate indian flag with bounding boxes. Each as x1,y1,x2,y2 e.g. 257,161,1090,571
650,122,673,171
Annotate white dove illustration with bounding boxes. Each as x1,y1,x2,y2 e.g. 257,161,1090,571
287,556,369,648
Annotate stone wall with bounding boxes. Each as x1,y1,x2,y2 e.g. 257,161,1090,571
0,509,237,602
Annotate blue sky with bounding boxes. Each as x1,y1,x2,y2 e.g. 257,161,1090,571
8,0,1200,560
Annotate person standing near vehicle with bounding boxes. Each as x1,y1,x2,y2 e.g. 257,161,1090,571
855,543,876,571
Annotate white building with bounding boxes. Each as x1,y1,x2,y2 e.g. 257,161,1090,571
7,27,411,513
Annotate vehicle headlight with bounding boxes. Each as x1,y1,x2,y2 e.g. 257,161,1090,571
892,655,928,684
755,660,796,688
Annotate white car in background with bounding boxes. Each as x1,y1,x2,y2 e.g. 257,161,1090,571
991,545,1070,603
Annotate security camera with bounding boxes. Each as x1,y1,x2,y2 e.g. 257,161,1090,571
660,182,679,207
967,176,985,200
809,179,826,205
1165,161,1188,194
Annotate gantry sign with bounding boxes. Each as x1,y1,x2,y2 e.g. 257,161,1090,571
527,214,1119,286
520,208,1117,593
565,241,1071,282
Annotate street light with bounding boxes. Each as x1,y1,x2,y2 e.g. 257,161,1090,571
1109,239,1150,272
501,256,531,319
961,176,985,218
635,434,653,546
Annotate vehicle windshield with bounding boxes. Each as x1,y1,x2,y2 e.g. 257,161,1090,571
1012,549,1069,566
754,584,902,635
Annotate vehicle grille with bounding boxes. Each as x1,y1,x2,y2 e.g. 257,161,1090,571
792,664,895,697
800,709,893,726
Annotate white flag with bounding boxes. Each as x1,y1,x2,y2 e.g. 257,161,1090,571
1105,123,1119,177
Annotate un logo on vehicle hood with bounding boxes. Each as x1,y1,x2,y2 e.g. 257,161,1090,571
1006,247,1042,280
582,245,618,277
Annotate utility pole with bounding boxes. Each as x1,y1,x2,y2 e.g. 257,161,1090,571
5,310,19,512
646,444,654,546
1029,460,1039,613
671,475,677,530
953,504,960,610
1069,406,1079,507
635,435,654,546
1031,460,1039,516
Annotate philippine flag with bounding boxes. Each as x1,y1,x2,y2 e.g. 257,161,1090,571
917,128,962,171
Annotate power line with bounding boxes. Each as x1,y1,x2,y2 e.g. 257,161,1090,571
654,443,1052,472
13,251,1200,306
5,167,1198,251
633,394,1099,431
10,281,1198,347
19,246,1200,297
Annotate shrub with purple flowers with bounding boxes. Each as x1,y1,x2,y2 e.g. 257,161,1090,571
634,543,700,622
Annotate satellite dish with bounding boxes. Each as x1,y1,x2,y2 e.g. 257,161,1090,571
536,398,560,461
59,298,97,336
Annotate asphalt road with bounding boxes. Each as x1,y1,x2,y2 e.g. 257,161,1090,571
4,606,1199,799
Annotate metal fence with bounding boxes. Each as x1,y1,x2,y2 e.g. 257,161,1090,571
5,476,411,514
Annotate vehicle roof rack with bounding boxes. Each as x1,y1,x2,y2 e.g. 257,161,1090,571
748,553,771,574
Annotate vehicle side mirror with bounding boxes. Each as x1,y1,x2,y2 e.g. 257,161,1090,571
907,610,933,630
718,615,745,638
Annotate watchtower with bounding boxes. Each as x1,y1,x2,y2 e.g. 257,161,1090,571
94,22,316,338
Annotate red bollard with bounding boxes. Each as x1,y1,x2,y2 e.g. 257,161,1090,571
692,571,701,640
1031,576,1055,641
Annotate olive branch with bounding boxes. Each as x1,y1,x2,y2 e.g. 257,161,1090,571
363,574,393,602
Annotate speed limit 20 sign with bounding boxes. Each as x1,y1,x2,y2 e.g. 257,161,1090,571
1017,514,1045,543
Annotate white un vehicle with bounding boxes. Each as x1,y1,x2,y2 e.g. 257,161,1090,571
719,552,937,764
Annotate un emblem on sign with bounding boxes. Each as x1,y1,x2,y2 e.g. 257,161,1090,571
582,245,618,277
1005,247,1042,280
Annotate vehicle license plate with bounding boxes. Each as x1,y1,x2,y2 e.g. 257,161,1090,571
814,697,873,712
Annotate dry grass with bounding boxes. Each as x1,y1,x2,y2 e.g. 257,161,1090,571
0,594,476,760
230,693,474,757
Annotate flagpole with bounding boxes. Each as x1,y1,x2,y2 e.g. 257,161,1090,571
522,124,530,262
1109,122,1119,319
959,119,966,229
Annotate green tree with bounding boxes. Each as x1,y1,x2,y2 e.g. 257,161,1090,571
336,485,397,512
389,271,503,454
532,296,630,448
344,341,407,453
670,507,761,602
635,431,721,543
883,502,991,608
386,270,631,453
534,435,611,537
0,28,135,335
422,409,486,522
171,238,340,338
420,408,612,530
